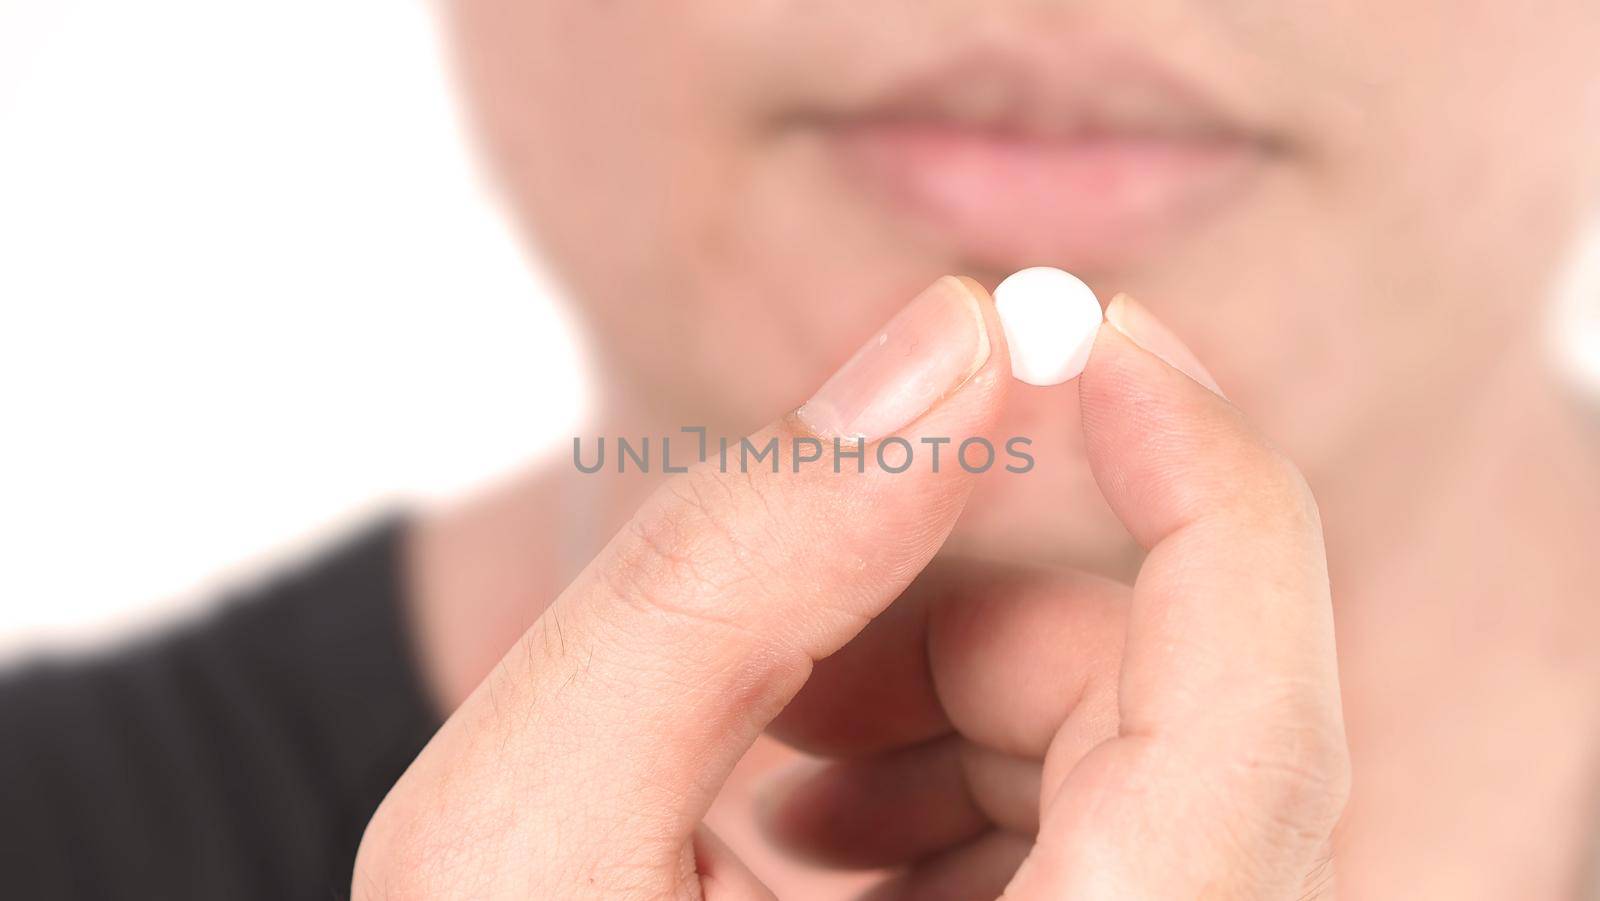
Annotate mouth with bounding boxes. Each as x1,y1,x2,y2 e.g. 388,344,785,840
797,49,1283,271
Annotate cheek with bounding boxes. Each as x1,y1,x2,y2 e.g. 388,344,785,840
442,4,767,303
443,1,955,424
445,2,706,269
443,2,748,392
1323,2,1600,238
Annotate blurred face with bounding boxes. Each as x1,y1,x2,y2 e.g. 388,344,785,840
444,1,1600,560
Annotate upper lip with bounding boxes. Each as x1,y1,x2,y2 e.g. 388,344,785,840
796,41,1275,147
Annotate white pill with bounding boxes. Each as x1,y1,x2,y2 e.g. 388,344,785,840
992,267,1104,386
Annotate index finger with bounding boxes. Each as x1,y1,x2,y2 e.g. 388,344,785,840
1013,294,1349,899
357,277,1014,898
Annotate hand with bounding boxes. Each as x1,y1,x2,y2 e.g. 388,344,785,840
352,277,1349,899
757,291,1349,899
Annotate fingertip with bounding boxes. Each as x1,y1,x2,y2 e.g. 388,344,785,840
950,274,1013,390
1078,323,1253,547
1103,293,1225,398
1079,319,1209,435
951,274,993,304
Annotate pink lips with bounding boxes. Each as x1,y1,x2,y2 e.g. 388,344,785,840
807,51,1278,270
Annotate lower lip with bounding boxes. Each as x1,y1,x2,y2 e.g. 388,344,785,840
823,120,1268,269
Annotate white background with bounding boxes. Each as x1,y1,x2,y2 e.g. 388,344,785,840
0,0,583,657
2,1,1597,659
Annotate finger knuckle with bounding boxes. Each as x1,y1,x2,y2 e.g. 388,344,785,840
596,464,787,631
351,794,463,901
1237,450,1324,536
1237,695,1352,830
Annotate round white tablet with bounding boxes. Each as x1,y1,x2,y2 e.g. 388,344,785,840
992,267,1103,386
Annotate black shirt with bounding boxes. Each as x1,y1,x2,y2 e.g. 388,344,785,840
0,519,440,900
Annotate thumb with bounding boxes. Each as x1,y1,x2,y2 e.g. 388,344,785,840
380,276,1009,869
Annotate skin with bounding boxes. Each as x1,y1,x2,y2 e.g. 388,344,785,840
357,287,1350,898
358,1,1600,897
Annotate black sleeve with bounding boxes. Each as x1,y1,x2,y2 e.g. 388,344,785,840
0,518,442,901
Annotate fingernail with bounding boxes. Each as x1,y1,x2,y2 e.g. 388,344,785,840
798,276,991,440
1104,293,1226,397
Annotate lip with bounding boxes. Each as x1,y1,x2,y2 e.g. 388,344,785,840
798,49,1281,270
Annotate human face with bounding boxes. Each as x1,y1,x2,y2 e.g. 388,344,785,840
444,1,1600,558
